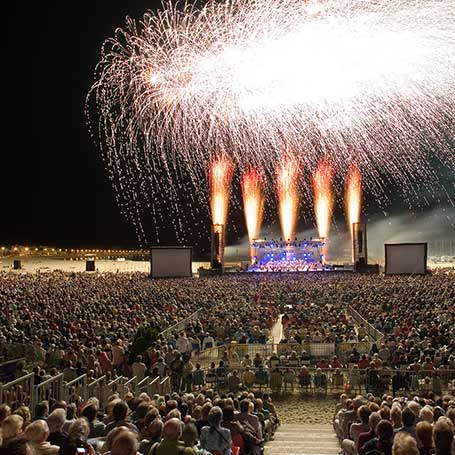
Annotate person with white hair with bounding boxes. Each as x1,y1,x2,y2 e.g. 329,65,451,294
25,420,60,455
47,408,68,447
1,414,24,445
419,406,434,425
110,430,140,455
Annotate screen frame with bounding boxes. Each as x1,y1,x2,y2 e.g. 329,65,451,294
150,246,193,278
384,242,427,275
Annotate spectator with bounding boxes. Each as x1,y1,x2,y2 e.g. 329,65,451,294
103,401,138,436
200,407,232,455
81,404,106,439
110,430,140,455
34,402,49,422
433,418,454,455
359,420,394,455
58,418,96,455
0,438,31,455
416,421,434,455
47,409,68,448
394,407,417,440
25,420,60,455
392,432,419,455
1,415,24,445
149,417,196,455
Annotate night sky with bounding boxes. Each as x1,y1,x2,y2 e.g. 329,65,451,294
4,1,160,248
4,1,454,252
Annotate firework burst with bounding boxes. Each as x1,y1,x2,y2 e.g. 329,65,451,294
87,0,455,244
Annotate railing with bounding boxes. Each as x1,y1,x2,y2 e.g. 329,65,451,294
0,373,34,409
137,376,151,394
87,376,106,408
123,376,138,396
63,374,87,405
193,341,369,367
103,376,125,405
348,306,384,343
146,376,161,396
159,376,172,396
32,374,64,413
193,365,455,396
336,341,372,360
159,308,204,340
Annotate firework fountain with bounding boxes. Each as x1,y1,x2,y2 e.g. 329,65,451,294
345,164,363,261
276,154,300,242
209,155,234,227
209,155,234,269
88,0,455,246
312,160,334,261
241,168,265,262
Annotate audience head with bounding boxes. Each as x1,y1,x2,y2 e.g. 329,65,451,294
47,408,66,433
24,420,49,444
392,432,419,455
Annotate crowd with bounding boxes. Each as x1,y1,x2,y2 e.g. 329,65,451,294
0,272,280,377
0,385,279,455
334,391,455,454
281,301,360,343
348,273,455,370
1,271,454,383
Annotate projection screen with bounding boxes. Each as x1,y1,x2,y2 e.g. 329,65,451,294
150,247,192,278
384,243,427,275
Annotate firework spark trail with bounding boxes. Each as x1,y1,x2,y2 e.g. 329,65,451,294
241,168,265,246
277,154,300,241
345,163,362,260
312,160,334,260
87,0,455,244
209,155,234,227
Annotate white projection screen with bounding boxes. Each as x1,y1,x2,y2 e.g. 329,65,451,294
150,247,192,278
385,243,427,275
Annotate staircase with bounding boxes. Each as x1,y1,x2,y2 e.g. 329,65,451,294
265,424,340,455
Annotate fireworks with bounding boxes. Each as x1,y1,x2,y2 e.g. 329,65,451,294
345,163,362,260
241,168,265,244
276,154,300,241
209,155,234,227
87,0,455,245
313,160,334,240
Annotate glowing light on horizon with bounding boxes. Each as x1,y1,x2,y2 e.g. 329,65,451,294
241,168,265,244
312,160,334,240
277,154,300,242
209,155,234,227
88,0,455,245
346,163,362,260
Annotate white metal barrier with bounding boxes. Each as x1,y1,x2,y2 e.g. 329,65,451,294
32,374,64,413
63,374,87,405
0,373,34,409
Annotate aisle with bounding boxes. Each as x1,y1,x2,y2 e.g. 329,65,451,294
271,314,283,350
265,424,339,455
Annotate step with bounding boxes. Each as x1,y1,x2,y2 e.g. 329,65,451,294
264,424,340,455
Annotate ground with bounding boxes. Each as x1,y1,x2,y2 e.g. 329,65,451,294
269,395,337,424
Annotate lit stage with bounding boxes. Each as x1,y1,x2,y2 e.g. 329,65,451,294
246,238,331,273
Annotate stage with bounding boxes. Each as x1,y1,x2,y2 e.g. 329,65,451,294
246,238,331,273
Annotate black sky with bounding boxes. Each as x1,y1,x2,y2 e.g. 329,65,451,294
4,1,161,248
4,1,454,250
